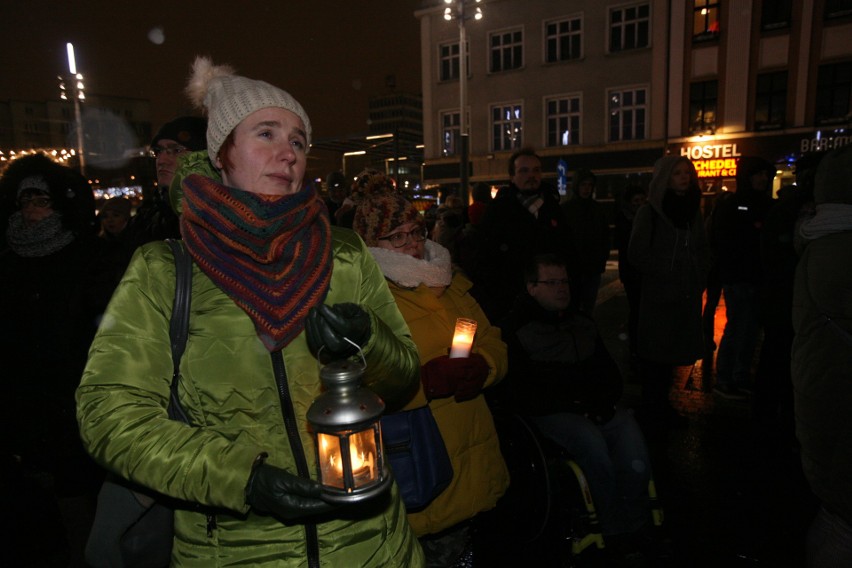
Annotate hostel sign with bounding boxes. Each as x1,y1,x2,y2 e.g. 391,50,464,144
680,143,742,178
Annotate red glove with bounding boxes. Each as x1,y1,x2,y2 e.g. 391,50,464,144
420,353,490,402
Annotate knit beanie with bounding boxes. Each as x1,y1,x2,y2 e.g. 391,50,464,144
185,56,312,163
813,144,852,205
17,175,51,199
150,116,208,151
351,169,421,246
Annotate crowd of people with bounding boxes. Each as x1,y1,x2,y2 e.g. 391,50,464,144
1,53,848,568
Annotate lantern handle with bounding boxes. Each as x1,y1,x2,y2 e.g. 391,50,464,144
315,337,367,373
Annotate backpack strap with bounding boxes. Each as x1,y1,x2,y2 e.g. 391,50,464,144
165,239,192,425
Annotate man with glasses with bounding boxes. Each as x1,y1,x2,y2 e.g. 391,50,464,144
126,116,207,248
498,253,658,565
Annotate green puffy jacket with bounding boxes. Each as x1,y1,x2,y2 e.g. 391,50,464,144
77,228,424,566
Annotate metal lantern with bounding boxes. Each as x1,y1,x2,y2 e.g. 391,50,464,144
306,358,392,503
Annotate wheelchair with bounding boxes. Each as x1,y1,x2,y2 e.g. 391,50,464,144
487,412,664,566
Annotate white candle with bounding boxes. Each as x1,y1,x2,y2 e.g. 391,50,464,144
449,318,477,358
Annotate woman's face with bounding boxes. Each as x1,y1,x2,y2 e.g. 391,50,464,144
376,221,427,259
669,161,693,195
216,107,308,196
18,192,55,227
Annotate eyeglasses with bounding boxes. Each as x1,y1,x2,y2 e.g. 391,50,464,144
378,227,428,248
18,196,52,209
534,279,570,287
150,144,189,158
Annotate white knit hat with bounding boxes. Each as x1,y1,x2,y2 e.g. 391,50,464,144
185,56,312,163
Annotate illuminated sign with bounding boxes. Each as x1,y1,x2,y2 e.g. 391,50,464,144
680,143,741,178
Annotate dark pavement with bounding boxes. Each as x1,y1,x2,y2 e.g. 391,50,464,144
586,260,816,567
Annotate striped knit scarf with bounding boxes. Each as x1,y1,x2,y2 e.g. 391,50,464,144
180,174,332,351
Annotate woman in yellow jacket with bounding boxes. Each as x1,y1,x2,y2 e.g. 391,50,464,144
351,170,510,566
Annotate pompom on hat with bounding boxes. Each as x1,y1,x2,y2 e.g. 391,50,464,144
185,56,312,163
351,169,421,246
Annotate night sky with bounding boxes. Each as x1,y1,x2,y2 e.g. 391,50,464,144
0,1,423,148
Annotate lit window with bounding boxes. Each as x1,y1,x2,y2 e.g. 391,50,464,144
441,111,461,156
491,103,523,151
689,80,718,134
545,96,581,147
693,0,721,42
608,87,647,142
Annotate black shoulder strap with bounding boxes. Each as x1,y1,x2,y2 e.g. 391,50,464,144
165,239,192,425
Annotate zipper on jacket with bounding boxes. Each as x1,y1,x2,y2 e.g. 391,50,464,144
271,350,320,568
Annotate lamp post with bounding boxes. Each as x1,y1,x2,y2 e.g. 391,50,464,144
444,0,483,206
59,42,86,175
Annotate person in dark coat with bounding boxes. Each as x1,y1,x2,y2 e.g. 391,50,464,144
561,168,611,316
791,144,852,568
628,155,710,441
614,184,647,357
499,253,655,564
709,156,776,399
124,115,207,249
0,153,102,566
471,147,570,322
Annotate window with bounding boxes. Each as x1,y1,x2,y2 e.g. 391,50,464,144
545,95,581,147
440,111,461,156
439,41,469,81
491,103,523,151
815,62,852,125
490,28,524,73
545,16,582,63
761,0,792,31
755,71,787,130
610,4,650,52
689,80,718,133
693,0,721,42
608,87,647,142
825,0,852,20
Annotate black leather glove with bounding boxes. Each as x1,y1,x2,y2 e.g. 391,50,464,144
305,303,372,361
245,461,336,520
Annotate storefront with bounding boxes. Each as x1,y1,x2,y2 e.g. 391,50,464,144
666,127,852,196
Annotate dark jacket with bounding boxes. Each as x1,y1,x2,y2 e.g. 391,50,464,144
470,183,569,321
792,230,852,525
628,156,710,365
562,195,611,276
709,157,775,286
499,293,622,421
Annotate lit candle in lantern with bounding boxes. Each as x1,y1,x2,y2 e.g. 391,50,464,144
449,317,477,358
307,358,391,503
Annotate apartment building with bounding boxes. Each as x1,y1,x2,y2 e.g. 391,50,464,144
416,0,852,198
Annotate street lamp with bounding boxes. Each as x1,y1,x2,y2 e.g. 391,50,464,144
58,42,86,175
444,0,483,206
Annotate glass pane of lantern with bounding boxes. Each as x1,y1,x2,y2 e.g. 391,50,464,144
349,428,379,487
317,432,346,490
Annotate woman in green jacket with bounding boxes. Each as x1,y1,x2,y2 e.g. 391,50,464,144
351,170,509,566
76,57,423,567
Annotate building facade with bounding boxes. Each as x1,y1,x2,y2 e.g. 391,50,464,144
416,0,852,198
